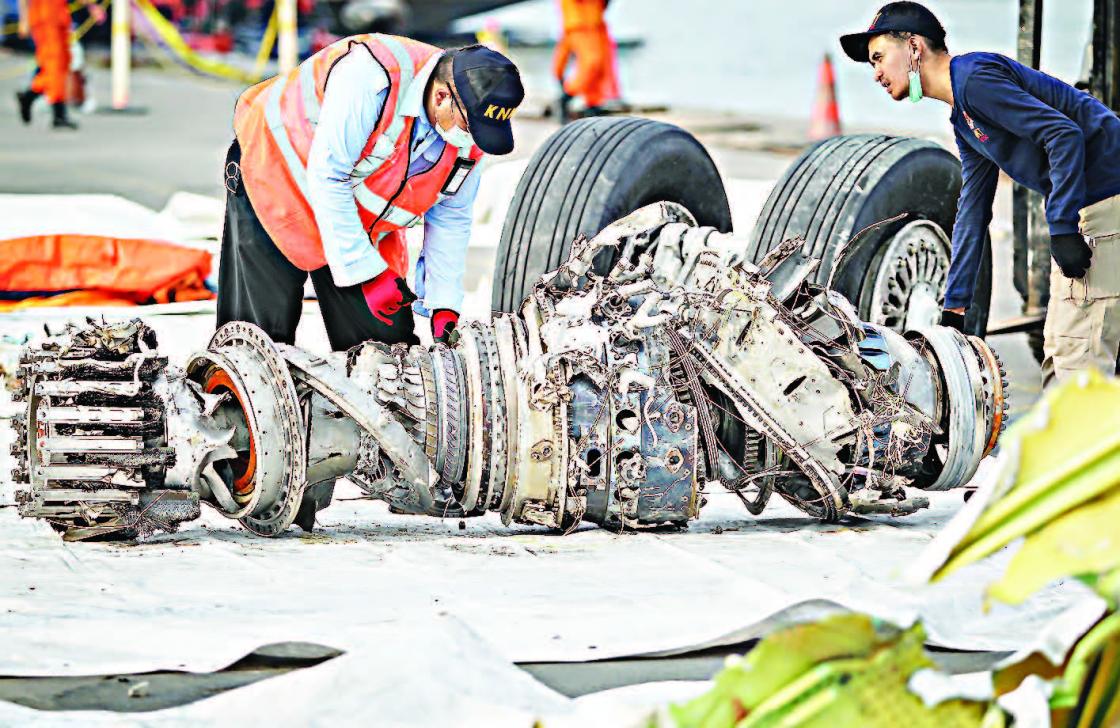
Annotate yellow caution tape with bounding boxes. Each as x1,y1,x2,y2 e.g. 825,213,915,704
71,0,109,42
130,12,175,72
131,0,272,84
2,0,276,85
252,6,278,80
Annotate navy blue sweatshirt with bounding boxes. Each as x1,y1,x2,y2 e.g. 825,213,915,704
945,52,1120,309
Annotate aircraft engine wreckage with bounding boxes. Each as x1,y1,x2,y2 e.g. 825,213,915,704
8,203,1008,540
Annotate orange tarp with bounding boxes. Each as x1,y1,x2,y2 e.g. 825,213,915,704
0,234,214,311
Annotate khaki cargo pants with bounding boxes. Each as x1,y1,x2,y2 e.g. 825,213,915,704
1041,193,1120,386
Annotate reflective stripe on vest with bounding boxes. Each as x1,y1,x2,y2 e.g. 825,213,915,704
352,35,415,179
242,34,483,275
351,42,475,227
353,134,476,227
264,35,417,209
300,58,321,125
264,73,311,202
353,184,422,227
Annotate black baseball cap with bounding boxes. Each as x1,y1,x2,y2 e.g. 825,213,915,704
839,2,946,63
450,45,525,155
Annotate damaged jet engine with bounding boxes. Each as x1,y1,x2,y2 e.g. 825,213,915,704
8,203,1007,540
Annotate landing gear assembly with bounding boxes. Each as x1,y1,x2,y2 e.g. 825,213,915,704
8,120,1007,541
10,203,1006,540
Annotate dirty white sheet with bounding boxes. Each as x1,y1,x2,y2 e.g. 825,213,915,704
0,464,1103,725
0,617,705,727
0,444,1103,674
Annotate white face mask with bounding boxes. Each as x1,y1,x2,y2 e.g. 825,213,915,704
436,95,475,148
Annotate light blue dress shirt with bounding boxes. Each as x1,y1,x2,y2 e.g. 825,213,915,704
306,49,481,315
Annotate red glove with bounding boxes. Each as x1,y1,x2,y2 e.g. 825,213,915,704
432,309,459,344
361,269,415,327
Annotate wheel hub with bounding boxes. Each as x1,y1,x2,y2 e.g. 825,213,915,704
867,220,951,332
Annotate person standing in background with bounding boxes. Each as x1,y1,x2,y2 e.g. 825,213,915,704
840,2,1120,383
15,0,103,129
553,0,619,121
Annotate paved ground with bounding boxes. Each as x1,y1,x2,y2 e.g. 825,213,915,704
0,52,1042,712
0,56,238,208
0,51,799,206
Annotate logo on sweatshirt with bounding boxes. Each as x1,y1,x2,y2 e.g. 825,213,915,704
962,111,990,143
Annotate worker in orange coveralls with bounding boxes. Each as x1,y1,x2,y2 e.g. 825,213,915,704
553,0,619,121
15,0,103,129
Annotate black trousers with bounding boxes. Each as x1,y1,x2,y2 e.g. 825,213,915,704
216,140,418,352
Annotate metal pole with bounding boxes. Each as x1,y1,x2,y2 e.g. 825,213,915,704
1091,0,1120,110
1011,0,1050,352
1017,0,1044,68
277,0,298,75
110,0,130,109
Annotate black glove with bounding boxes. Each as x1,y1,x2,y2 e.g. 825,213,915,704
1050,233,1092,279
939,310,965,333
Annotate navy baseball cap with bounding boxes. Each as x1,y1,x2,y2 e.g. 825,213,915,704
450,45,525,155
840,2,946,63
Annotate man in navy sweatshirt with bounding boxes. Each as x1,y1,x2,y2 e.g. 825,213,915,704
840,2,1120,384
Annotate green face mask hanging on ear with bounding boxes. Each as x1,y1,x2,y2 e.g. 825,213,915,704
909,50,923,103
909,69,924,102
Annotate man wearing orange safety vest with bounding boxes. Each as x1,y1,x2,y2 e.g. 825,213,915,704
15,0,102,129
553,0,618,121
218,36,524,351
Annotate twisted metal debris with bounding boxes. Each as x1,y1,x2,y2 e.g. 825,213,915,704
8,203,1008,540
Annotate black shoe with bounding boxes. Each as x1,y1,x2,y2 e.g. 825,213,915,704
16,90,38,125
51,103,77,130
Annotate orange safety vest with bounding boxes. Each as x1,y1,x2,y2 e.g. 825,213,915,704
233,34,484,276
559,0,606,32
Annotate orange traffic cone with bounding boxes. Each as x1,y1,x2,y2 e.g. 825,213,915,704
809,53,842,141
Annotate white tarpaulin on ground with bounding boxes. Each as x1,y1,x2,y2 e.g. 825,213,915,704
0,460,1103,723
0,616,708,727
0,193,221,249
0,421,1104,669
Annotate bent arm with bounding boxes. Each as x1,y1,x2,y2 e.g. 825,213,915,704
944,129,1000,311
965,68,1086,236
307,51,390,286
